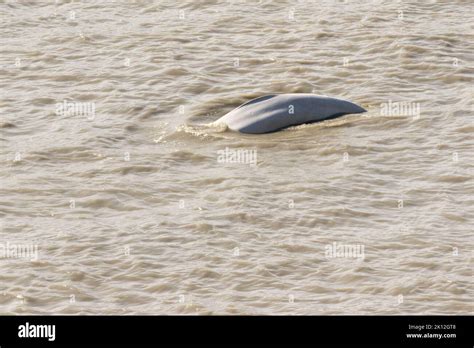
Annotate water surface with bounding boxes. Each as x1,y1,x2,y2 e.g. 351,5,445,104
1,0,472,314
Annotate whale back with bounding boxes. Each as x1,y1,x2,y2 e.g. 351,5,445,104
235,94,277,109
216,93,366,134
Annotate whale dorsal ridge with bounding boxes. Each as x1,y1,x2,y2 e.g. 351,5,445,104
236,94,277,109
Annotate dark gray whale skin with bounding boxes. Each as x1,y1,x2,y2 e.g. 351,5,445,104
215,93,366,134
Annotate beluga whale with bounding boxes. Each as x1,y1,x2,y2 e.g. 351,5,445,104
214,93,366,134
